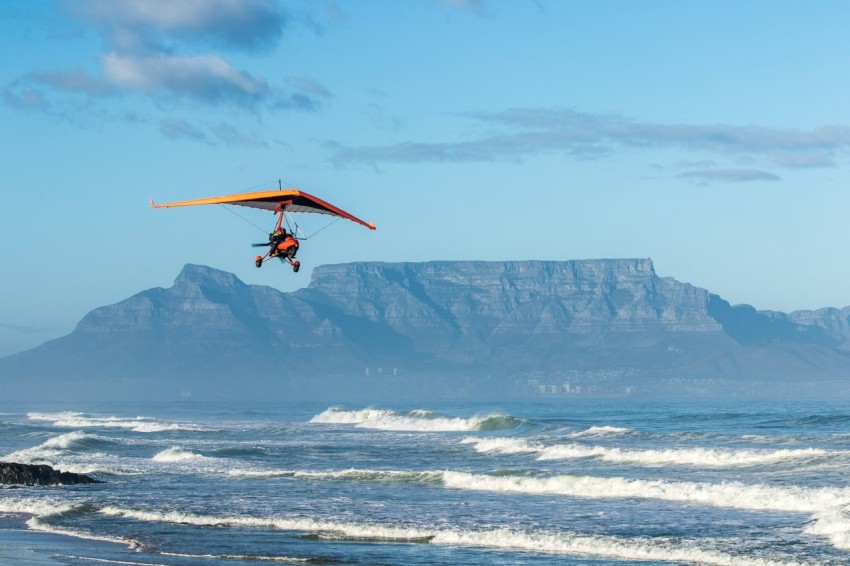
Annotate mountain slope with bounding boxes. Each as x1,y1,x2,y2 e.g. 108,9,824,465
2,259,849,400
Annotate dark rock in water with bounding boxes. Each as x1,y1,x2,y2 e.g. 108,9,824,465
0,462,100,486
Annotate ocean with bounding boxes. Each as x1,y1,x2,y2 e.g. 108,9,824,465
1,399,850,565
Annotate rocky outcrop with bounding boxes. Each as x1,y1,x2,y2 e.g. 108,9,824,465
0,462,100,486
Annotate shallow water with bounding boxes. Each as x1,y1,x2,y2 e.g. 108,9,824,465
2,399,849,564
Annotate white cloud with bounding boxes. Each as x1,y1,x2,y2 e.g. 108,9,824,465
103,53,269,104
329,107,850,178
678,168,781,184
71,0,285,50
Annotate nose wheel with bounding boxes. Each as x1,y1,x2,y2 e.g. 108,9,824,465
256,254,300,273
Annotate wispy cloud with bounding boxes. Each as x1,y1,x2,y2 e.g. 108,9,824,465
103,53,270,105
159,117,268,148
29,66,116,96
329,107,850,180
771,153,837,169
16,0,284,109
69,0,286,52
2,87,49,110
4,0,327,142
210,122,267,147
160,117,209,143
678,168,781,184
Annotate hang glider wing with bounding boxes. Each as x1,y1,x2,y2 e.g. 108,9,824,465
150,189,376,230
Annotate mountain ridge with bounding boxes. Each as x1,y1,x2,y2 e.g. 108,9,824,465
3,259,849,401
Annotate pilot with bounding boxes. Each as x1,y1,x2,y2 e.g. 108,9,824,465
269,229,287,256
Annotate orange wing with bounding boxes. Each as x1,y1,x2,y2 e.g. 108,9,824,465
151,189,376,230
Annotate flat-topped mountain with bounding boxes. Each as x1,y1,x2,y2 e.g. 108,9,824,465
2,260,849,400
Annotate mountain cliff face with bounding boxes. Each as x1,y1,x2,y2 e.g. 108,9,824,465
303,259,727,367
2,259,849,400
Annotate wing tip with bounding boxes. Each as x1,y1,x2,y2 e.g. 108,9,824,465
369,221,376,230
150,198,156,208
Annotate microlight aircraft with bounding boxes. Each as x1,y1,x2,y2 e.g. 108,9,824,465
151,189,376,272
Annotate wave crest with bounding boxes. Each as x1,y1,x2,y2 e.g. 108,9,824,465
152,447,210,463
462,437,829,467
442,470,850,552
227,468,443,484
98,504,804,565
27,411,212,433
309,408,521,432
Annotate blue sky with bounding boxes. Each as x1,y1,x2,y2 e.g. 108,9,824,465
2,0,850,356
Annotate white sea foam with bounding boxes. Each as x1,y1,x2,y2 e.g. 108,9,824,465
462,437,829,467
1,431,138,475
4,444,62,464
309,407,519,431
806,507,850,550
226,460,850,549
57,556,167,566
162,552,310,562
461,436,539,454
99,505,805,565
151,447,211,463
442,470,850,513
27,411,210,433
42,430,96,449
442,470,850,551
0,495,75,517
3,431,95,469
568,425,633,438
226,468,443,483
4,430,97,461
26,516,142,550
99,506,434,542
430,529,801,566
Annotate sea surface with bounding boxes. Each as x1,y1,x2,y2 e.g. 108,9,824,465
2,399,850,565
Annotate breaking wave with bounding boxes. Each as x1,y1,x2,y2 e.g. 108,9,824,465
27,411,212,433
161,552,315,563
442,470,850,550
100,506,433,542
309,408,522,432
1,431,140,476
26,516,142,550
226,463,850,552
152,447,211,463
568,425,633,437
461,437,830,467
227,468,444,484
0,495,76,517
98,505,805,565
3,430,101,462
1,430,137,476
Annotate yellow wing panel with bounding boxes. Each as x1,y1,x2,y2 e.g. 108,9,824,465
151,189,376,229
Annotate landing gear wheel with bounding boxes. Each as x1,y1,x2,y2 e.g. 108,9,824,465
255,256,263,268
293,261,301,273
